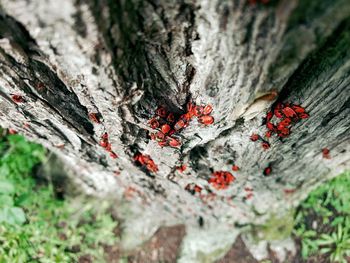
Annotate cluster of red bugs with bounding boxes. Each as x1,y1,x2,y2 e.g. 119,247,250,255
250,133,272,150
185,163,240,194
250,102,309,175
250,103,309,151
147,102,214,148
134,152,159,173
265,102,309,137
208,171,236,190
99,133,118,159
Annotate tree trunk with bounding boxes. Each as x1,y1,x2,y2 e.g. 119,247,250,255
0,0,349,261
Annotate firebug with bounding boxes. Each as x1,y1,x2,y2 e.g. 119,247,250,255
198,115,214,125
156,107,167,118
203,104,213,115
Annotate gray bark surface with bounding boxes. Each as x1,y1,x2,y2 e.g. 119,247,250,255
0,0,349,260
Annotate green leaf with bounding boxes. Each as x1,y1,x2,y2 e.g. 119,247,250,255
0,195,14,207
14,193,31,206
0,181,15,194
0,207,26,225
319,247,331,254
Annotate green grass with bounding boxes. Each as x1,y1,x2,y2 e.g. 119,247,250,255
0,133,118,262
294,171,350,262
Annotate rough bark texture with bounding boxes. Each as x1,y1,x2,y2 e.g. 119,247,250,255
0,0,349,261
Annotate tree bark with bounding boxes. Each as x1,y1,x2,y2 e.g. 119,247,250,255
0,0,349,260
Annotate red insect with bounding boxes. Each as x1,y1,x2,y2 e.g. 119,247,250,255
134,153,158,172
134,153,145,165
250,134,260,141
100,133,109,148
280,118,292,127
282,107,297,118
194,185,202,193
174,119,186,131
11,94,24,103
105,143,112,152
158,140,168,147
277,122,285,131
147,162,158,173
167,137,181,148
198,115,214,125
265,131,272,138
284,189,296,194
148,118,160,129
156,107,167,118
203,104,213,115
100,140,108,148
110,151,118,159
177,164,187,173
292,105,306,113
168,129,176,136
167,113,175,123
187,102,194,113
101,133,108,140
279,127,290,136
266,122,275,131
261,141,270,150
263,166,272,176
322,148,331,159
232,165,239,171
185,183,202,194
8,128,17,135
89,113,100,124
274,108,284,119
161,124,171,134
133,154,141,163
298,113,309,119
156,131,165,141
266,111,273,122
181,113,192,121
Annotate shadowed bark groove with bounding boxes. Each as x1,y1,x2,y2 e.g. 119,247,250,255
0,0,349,260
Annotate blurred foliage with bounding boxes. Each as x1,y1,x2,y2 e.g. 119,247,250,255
294,171,350,262
0,131,118,262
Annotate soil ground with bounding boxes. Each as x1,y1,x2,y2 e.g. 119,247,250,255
98,225,317,263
